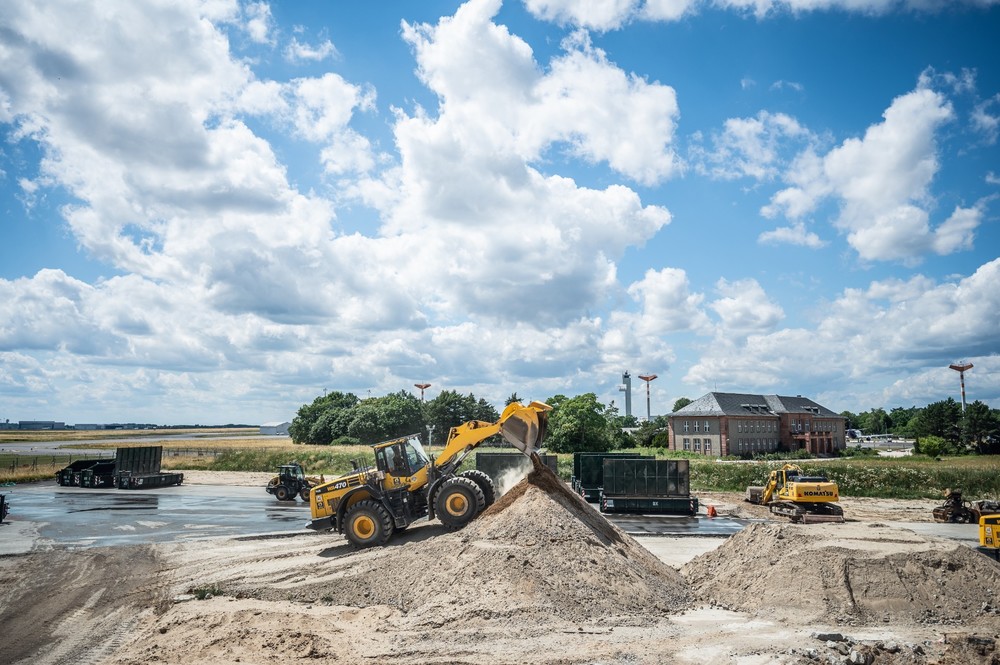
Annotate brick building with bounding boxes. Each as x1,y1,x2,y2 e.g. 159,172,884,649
667,392,846,457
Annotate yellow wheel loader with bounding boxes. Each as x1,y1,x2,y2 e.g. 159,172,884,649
306,400,552,547
265,463,324,502
745,463,844,523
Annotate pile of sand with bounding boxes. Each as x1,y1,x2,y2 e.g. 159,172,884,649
232,462,690,626
683,522,1000,626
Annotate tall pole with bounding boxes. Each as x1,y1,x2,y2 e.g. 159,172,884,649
414,383,431,402
638,374,657,422
948,363,973,413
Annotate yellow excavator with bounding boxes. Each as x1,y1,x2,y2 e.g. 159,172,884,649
306,400,552,547
745,463,845,523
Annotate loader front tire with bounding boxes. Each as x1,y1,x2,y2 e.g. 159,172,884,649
275,485,292,501
459,469,497,510
344,500,394,548
436,477,486,530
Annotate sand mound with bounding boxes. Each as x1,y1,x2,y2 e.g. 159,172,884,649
239,462,690,626
683,522,1000,626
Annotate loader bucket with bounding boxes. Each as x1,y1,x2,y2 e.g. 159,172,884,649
498,402,551,457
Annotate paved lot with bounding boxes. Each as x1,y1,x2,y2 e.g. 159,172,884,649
0,480,747,554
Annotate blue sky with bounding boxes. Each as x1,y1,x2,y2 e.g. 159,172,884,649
1,0,998,425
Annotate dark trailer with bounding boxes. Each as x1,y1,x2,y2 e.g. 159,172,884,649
114,446,183,489
56,459,105,486
599,458,697,516
571,452,653,502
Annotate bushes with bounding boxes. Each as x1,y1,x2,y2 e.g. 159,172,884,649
206,447,375,475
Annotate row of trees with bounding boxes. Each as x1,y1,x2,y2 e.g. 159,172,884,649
842,397,1000,454
290,388,1000,456
290,389,644,452
289,389,500,446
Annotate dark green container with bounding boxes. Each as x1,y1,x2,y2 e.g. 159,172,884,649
572,453,652,502
56,459,104,486
598,458,695,515
115,446,163,475
81,461,117,488
600,495,698,515
601,458,690,497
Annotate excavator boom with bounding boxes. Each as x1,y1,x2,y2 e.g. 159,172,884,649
436,401,552,472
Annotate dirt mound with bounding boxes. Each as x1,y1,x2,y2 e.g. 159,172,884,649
683,522,1000,626
237,462,690,626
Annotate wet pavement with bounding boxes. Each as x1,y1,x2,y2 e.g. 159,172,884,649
0,480,749,552
0,481,310,551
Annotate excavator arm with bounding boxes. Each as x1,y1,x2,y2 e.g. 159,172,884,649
434,400,552,475
759,470,779,504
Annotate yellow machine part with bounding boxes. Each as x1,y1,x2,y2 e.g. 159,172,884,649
782,481,839,504
980,514,1000,549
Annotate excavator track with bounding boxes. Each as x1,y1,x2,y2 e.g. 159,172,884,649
769,501,845,524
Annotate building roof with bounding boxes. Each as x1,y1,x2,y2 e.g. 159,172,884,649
672,392,842,418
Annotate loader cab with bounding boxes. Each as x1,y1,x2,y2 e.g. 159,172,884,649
375,436,430,478
279,464,306,483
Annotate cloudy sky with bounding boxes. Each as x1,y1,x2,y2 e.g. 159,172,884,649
1,0,998,426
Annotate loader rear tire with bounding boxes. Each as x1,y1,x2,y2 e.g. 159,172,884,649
436,477,485,530
344,500,394,548
459,469,497,510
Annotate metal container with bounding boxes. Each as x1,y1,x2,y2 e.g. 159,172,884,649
600,495,698,515
117,471,184,489
601,458,690,497
56,459,104,486
115,446,163,475
81,461,117,488
572,452,652,502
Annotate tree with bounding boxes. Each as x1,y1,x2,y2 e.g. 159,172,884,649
633,415,669,447
857,408,888,436
889,406,919,436
544,393,612,453
424,390,500,445
289,391,359,445
963,400,1000,454
347,391,425,444
672,397,693,412
915,434,952,458
911,398,962,442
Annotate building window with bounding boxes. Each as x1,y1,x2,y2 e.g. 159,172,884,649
683,438,690,450
684,421,690,433
694,421,700,432
704,420,710,433
738,422,743,433
693,438,701,451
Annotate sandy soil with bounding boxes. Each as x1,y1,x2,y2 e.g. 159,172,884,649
2,468,998,665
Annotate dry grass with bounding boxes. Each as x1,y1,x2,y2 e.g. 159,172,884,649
0,428,258,443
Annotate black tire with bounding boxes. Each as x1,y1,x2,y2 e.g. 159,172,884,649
459,469,497,510
344,500,394,548
299,487,311,502
275,485,293,501
435,477,486,530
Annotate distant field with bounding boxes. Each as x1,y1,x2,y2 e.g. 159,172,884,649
0,428,259,443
